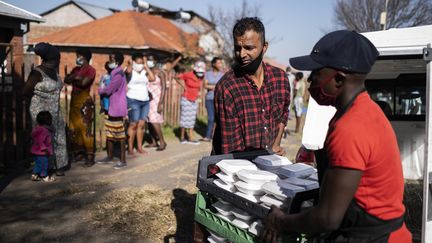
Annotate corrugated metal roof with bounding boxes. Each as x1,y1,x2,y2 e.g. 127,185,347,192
74,1,115,19
0,0,44,22
30,11,199,53
170,20,199,34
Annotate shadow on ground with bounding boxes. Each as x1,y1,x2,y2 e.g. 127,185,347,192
164,188,197,243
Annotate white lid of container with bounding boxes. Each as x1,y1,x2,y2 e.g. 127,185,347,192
259,194,285,207
262,181,305,200
216,212,234,222
216,159,257,175
253,154,292,166
231,207,253,221
308,173,318,181
213,179,236,193
236,169,278,185
212,201,233,216
234,180,265,196
276,163,316,178
281,177,319,190
216,172,237,184
208,230,228,242
231,218,251,229
248,220,263,236
235,191,261,203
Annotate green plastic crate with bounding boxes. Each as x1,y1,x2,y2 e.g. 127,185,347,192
194,191,311,243
195,190,256,243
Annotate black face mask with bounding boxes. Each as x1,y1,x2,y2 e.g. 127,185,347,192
237,48,264,74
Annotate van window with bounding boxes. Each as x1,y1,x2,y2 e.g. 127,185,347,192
365,74,426,121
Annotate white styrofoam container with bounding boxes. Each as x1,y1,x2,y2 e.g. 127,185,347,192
231,206,253,221
212,201,233,216
248,220,263,236
234,180,265,196
231,218,252,229
216,159,257,175
208,229,228,242
281,177,319,190
216,212,234,222
253,154,292,166
276,163,316,178
262,181,305,200
216,172,237,184
234,191,261,203
208,235,228,243
236,169,278,185
213,179,236,193
259,194,285,207
308,173,319,181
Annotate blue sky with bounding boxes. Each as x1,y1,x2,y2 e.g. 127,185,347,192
7,0,338,66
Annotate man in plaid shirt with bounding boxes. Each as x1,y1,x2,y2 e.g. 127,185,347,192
212,17,290,155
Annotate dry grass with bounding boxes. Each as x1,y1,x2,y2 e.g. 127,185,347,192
90,186,179,241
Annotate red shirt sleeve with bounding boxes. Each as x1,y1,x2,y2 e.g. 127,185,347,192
326,121,369,171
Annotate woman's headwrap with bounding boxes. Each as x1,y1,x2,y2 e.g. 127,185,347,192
34,42,60,62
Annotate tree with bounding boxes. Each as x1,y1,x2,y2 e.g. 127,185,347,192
334,0,432,32
208,0,262,62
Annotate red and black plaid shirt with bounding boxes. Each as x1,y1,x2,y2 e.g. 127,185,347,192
212,63,291,154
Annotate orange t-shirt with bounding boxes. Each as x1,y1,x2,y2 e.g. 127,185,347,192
325,92,412,243
177,72,202,101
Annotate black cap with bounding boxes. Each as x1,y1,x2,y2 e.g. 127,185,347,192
290,30,379,74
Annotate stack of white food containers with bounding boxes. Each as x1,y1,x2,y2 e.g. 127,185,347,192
210,157,319,239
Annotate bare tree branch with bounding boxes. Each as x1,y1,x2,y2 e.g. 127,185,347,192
334,0,432,32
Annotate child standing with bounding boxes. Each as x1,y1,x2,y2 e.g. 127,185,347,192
31,111,55,182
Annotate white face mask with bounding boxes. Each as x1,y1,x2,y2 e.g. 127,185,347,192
147,60,155,68
133,62,144,72
108,62,118,69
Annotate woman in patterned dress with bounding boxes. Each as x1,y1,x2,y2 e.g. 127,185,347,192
23,42,68,176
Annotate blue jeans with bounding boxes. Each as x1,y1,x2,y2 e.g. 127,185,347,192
205,99,215,138
33,156,49,177
127,98,150,123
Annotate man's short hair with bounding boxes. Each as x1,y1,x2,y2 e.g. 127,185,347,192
233,17,265,44
76,47,92,61
112,51,124,65
295,72,303,80
132,52,143,61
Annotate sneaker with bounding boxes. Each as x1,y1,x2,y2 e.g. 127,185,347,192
97,157,114,164
180,140,188,144
113,162,127,169
188,140,200,145
41,176,55,182
31,174,41,181
199,137,211,142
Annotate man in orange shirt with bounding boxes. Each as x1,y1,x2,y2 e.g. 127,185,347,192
260,30,412,243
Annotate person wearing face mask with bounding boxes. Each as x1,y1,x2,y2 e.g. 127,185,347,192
23,42,68,176
146,55,167,151
175,61,205,145
97,52,128,169
260,30,412,243
124,53,155,155
212,17,290,155
64,47,96,167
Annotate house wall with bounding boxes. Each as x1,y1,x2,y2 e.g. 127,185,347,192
37,4,94,27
